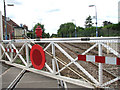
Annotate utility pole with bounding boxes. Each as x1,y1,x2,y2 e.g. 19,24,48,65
3,0,7,40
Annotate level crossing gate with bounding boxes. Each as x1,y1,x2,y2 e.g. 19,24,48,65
0,37,120,88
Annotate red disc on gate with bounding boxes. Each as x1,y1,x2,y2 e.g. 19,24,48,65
30,44,45,70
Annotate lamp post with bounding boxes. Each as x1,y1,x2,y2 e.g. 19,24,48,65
72,19,77,37
3,0,14,40
89,5,98,37
89,5,103,86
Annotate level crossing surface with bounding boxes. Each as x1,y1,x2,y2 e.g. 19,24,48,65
0,63,86,89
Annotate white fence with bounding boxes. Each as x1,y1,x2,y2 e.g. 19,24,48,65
0,37,120,88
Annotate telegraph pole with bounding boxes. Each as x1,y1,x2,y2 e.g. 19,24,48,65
4,0,7,40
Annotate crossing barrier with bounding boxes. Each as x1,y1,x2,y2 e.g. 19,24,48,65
5,48,16,53
0,37,120,88
78,54,120,65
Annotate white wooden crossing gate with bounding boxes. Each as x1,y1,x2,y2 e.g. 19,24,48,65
0,37,120,88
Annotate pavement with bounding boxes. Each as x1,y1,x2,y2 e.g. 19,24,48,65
16,71,84,89
1,66,22,88
0,64,87,89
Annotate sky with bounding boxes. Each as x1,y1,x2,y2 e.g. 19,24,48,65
0,0,119,35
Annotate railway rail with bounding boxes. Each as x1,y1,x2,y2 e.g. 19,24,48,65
60,43,117,77
58,43,118,86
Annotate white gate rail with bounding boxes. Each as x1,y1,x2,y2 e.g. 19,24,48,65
0,37,120,88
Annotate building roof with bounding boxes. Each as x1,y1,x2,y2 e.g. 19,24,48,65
2,16,29,35
2,16,19,27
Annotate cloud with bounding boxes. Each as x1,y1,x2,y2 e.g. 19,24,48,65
4,0,118,35
47,9,60,13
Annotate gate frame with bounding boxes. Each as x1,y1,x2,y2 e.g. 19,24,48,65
0,37,120,88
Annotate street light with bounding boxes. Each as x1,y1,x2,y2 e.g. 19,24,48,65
89,5,103,85
72,19,77,37
7,4,14,6
3,0,14,40
89,5,98,37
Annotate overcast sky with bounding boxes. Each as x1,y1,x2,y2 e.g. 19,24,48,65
0,0,119,35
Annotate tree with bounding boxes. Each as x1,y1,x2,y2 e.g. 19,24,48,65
85,16,93,28
103,21,112,26
101,22,120,36
33,23,50,38
57,22,76,37
56,21,120,37
51,34,57,38
45,33,50,38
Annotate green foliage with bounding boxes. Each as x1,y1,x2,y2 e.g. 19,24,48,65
44,33,50,38
51,34,57,38
30,21,120,38
103,21,112,26
27,32,33,38
57,22,96,37
100,23,120,36
85,16,93,28
32,23,50,38
58,22,75,37
57,21,120,37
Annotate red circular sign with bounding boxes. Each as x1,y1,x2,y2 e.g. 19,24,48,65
30,44,45,70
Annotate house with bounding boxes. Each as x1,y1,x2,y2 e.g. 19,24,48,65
2,16,27,39
13,24,28,39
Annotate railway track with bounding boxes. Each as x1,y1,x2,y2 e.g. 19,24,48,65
54,43,118,87
61,43,117,76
